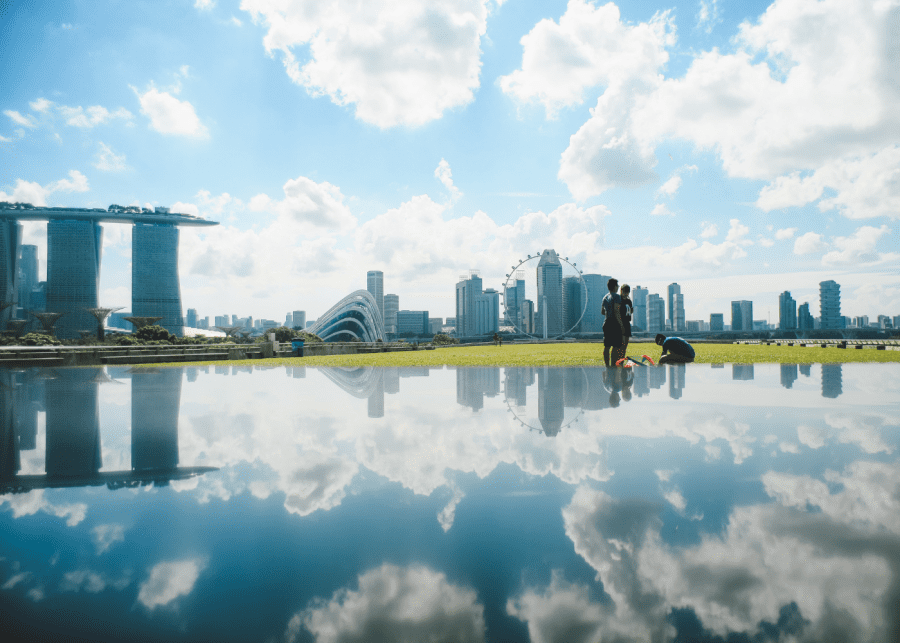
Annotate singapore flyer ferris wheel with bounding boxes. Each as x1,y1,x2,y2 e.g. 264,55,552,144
502,249,588,340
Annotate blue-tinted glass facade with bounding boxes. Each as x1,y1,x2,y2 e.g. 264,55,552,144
133,223,184,336
309,290,385,342
0,220,22,327
47,219,101,339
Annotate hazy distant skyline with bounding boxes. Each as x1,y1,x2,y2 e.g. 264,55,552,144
2,0,897,322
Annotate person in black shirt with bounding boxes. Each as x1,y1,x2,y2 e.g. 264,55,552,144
655,334,695,364
620,284,633,355
600,278,625,366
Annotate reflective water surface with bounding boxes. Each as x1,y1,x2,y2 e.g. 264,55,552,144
1,364,898,643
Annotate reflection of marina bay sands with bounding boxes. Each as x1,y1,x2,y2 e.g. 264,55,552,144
0,203,218,339
0,367,216,494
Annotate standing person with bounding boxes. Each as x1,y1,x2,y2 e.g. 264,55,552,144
601,278,625,366
655,333,695,364
620,284,633,356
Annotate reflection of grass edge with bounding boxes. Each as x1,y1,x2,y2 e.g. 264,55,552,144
128,343,900,369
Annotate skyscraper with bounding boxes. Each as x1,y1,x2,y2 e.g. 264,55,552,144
632,286,648,332
819,280,842,329
731,300,753,331
186,308,198,328
293,310,306,329
667,283,683,331
47,219,102,339
535,249,563,338
383,294,398,334
503,272,525,331
133,222,184,336
778,291,797,330
710,313,724,331
648,294,665,332
580,274,610,333
16,244,37,318
672,293,685,332
367,270,384,320
798,302,814,330
475,288,499,335
0,220,22,327
455,271,482,337
562,275,583,333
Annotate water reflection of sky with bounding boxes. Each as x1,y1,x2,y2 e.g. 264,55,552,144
1,364,898,642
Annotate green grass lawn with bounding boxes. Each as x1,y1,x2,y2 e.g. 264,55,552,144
134,342,900,369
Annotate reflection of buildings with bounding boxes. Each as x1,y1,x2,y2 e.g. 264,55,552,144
131,368,181,470
1,367,215,494
668,363,685,399
821,363,842,398
732,364,755,380
799,363,811,377
538,368,564,436
456,368,500,411
368,370,385,418
504,368,533,407
780,364,798,389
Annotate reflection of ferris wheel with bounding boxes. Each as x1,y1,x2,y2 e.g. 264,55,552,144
503,366,589,435
502,251,588,339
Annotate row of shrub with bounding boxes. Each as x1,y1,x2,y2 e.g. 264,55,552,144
0,325,324,347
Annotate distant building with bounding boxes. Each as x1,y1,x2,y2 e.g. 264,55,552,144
778,291,797,330
731,300,753,332
647,294,665,333
854,315,869,329
520,300,534,334
672,292,685,332
686,320,701,332
46,219,101,339
186,308,198,328
504,272,525,331
632,286,648,332
535,249,563,338
475,288,500,335
397,310,428,335
428,317,443,334
819,280,842,329
877,315,891,329
367,270,384,320
893,315,900,330
293,310,306,329
0,220,22,327
562,275,583,333
383,294,399,334
580,274,611,333
667,283,684,332
133,222,185,337
456,271,482,337
16,244,38,318
710,313,724,331
798,302,814,330
308,290,384,342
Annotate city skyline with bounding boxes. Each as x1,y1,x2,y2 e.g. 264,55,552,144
1,0,898,323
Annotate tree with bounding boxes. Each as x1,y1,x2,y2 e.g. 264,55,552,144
135,324,174,343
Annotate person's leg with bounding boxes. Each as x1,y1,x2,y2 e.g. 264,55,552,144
603,345,611,366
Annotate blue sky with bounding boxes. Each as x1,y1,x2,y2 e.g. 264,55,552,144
1,0,898,323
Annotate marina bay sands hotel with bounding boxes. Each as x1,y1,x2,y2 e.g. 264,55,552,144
0,202,218,339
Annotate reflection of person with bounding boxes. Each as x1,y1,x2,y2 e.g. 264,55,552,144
656,333,695,364
620,284,633,355
601,278,625,366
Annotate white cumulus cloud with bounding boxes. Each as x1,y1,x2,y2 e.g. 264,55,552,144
94,142,128,171
137,559,205,610
793,231,827,255
0,170,89,207
241,0,489,128
435,158,463,203
133,86,208,138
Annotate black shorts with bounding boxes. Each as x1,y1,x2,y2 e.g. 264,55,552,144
603,329,622,348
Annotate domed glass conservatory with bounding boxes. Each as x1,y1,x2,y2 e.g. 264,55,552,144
308,290,385,342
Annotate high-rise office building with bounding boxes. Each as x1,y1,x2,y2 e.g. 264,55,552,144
456,271,482,337
580,274,611,332
503,273,525,331
383,295,398,334
562,275,583,333
535,249,563,338
710,313,724,331
778,291,797,330
397,310,429,335
475,288,500,335
520,300,534,334
819,280,842,329
133,223,184,336
648,294,665,333
667,283,683,331
672,292,685,332
731,300,753,331
293,310,306,329
632,286,648,332
798,302,814,330
0,220,22,326
367,270,384,320
853,315,869,329
16,244,37,318
47,219,102,339
186,308,198,328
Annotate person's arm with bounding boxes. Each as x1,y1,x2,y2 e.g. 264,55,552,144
613,298,624,334
661,340,668,356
